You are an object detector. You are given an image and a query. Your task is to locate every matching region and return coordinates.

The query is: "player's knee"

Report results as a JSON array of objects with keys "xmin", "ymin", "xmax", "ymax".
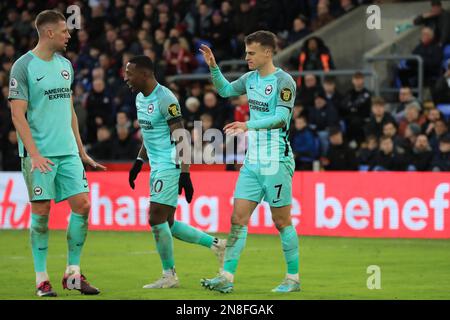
[
  {"xmin": 231, "ymin": 214, "xmax": 248, "ymax": 226},
  {"xmin": 273, "ymin": 216, "xmax": 291, "ymax": 231},
  {"xmin": 31, "ymin": 201, "xmax": 51, "ymax": 215},
  {"xmin": 75, "ymin": 198, "xmax": 91, "ymax": 215}
]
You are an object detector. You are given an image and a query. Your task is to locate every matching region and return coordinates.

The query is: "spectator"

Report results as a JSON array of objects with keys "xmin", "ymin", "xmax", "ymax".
[
  {"xmin": 141, "ymin": 3, "xmax": 157, "ymax": 28},
  {"xmin": 207, "ymin": 11, "xmax": 231, "ymax": 62},
  {"xmin": 1, "ymin": 129, "xmax": 20, "ymax": 171},
  {"xmin": 364, "ymin": 97, "xmax": 396, "ymax": 140},
  {"xmin": 357, "ymin": 135, "xmax": 378, "ymax": 168},
  {"xmin": 111, "ymin": 125, "xmax": 140, "ymax": 160},
  {"xmin": 322, "ymin": 126, "xmax": 359, "ymax": 171},
  {"xmin": 322, "ymin": 76, "xmax": 343, "ymax": 111},
  {"xmin": 86, "ymin": 78, "xmax": 113, "ymax": 144},
  {"xmin": 392, "ymin": 86, "xmax": 420, "ymax": 121},
  {"xmin": 156, "ymin": 11, "xmax": 173, "ymax": 35},
  {"xmin": 403, "ymin": 123, "xmax": 423, "ymax": 154},
  {"xmin": 413, "ymin": 0, "xmax": 450, "ymax": 46},
  {"xmin": 342, "ymin": 72, "xmax": 372, "ymax": 143},
  {"xmin": 233, "ymin": 0, "xmax": 259, "ymax": 46},
  {"xmin": 202, "ymin": 91, "xmax": 230, "ymax": 130},
  {"xmin": 220, "ymin": 1, "xmax": 234, "ymax": 28},
  {"xmin": 431, "ymin": 134, "xmax": 450, "ymax": 171},
  {"xmin": 400, "ymin": 27, "xmax": 442, "ymax": 86},
  {"xmin": 298, "ymin": 73, "xmax": 322, "ymax": 109},
  {"xmin": 334, "ymin": 0, "xmax": 356, "ymax": 18},
  {"xmin": 195, "ymin": 3, "xmax": 212, "ymax": 39},
  {"xmin": 369, "ymin": 136, "xmax": 408, "ymax": 171},
  {"xmin": 430, "ymin": 134, "xmax": 450, "ymax": 171},
  {"xmin": 153, "ymin": 28, "xmax": 167, "ymax": 60},
  {"xmin": 308, "ymin": 91, "xmax": 340, "ymax": 155},
  {"xmin": 164, "ymin": 37, "xmax": 198, "ymax": 75},
  {"xmin": 408, "ymin": 134, "xmax": 434, "ymax": 171},
  {"xmin": 187, "ymin": 82, "xmax": 204, "ymax": 101},
  {"xmin": 398, "ymin": 102, "xmax": 426, "ymax": 137},
  {"xmin": 382, "ymin": 121, "xmax": 406, "ymax": 150},
  {"xmin": 232, "ymin": 96, "xmax": 249, "ymax": 123},
  {"xmin": 429, "ymin": 118, "xmax": 449, "ymax": 153},
  {"xmin": 432, "ymin": 59, "xmax": 450, "ymax": 104},
  {"xmin": 287, "ymin": 15, "xmax": 311, "ymax": 46},
  {"xmin": 76, "ymin": 46, "xmax": 100, "ymax": 85},
  {"xmin": 422, "ymin": 107, "xmax": 443, "ymax": 136},
  {"xmin": 184, "ymin": 96, "xmax": 202, "ymax": 132},
  {"xmin": 116, "ymin": 110, "xmax": 133, "ymax": 133},
  {"xmin": 296, "ymin": 37, "xmax": 334, "ymax": 87},
  {"xmin": 89, "ymin": 126, "xmax": 114, "ymax": 161},
  {"xmin": 200, "ymin": 113, "xmax": 214, "ymax": 132},
  {"xmin": 291, "ymin": 115, "xmax": 319, "ymax": 170},
  {"xmin": 311, "ymin": 2, "xmax": 335, "ymax": 31},
  {"xmin": 98, "ymin": 53, "xmax": 119, "ymax": 88}
]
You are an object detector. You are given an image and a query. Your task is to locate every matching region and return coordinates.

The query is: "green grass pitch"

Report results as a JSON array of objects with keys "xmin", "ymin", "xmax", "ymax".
[{"xmin": 1, "ymin": 230, "xmax": 449, "ymax": 300}]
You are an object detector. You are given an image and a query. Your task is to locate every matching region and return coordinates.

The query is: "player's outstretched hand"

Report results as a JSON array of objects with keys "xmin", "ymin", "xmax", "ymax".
[
  {"xmin": 81, "ymin": 154, "xmax": 107, "ymax": 171},
  {"xmin": 129, "ymin": 159, "xmax": 144, "ymax": 189},
  {"xmin": 31, "ymin": 154, "xmax": 54, "ymax": 173},
  {"xmin": 224, "ymin": 121, "xmax": 248, "ymax": 136},
  {"xmin": 179, "ymin": 172, "xmax": 194, "ymax": 203},
  {"xmin": 199, "ymin": 44, "xmax": 217, "ymax": 68}
]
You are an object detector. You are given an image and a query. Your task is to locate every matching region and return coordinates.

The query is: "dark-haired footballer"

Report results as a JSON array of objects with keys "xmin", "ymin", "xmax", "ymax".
[
  {"xmin": 199, "ymin": 30, "xmax": 300, "ymax": 293},
  {"xmin": 124, "ymin": 55, "xmax": 226, "ymax": 289}
]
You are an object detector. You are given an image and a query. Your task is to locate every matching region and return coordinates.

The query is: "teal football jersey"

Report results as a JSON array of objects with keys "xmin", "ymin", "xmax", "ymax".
[
  {"xmin": 212, "ymin": 67, "xmax": 296, "ymax": 163},
  {"xmin": 135, "ymin": 83, "xmax": 182, "ymax": 171},
  {"xmin": 8, "ymin": 51, "xmax": 78, "ymax": 157}
]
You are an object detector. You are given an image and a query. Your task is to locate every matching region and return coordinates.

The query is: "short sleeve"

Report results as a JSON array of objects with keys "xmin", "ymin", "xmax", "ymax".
[
  {"xmin": 8, "ymin": 59, "xmax": 29, "ymax": 101},
  {"xmin": 160, "ymin": 90, "xmax": 182, "ymax": 122},
  {"xmin": 277, "ymin": 74, "xmax": 296, "ymax": 110},
  {"xmin": 69, "ymin": 60, "xmax": 74, "ymax": 84}
]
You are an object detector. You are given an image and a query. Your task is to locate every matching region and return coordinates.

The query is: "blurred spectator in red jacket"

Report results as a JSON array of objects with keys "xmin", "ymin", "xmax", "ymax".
[{"xmin": 165, "ymin": 37, "xmax": 198, "ymax": 75}]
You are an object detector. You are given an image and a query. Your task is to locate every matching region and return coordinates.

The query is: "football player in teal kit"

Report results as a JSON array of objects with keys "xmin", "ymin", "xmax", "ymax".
[
  {"xmin": 199, "ymin": 31, "xmax": 300, "ymax": 293},
  {"xmin": 125, "ymin": 55, "xmax": 226, "ymax": 289},
  {"xmin": 9, "ymin": 10, "xmax": 105, "ymax": 297}
]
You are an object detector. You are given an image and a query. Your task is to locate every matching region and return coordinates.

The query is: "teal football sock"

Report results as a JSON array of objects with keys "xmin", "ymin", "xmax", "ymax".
[
  {"xmin": 223, "ymin": 224, "xmax": 248, "ymax": 275},
  {"xmin": 170, "ymin": 220, "xmax": 214, "ymax": 248},
  {"xmin": 30, "ymin": 213, "xmax": 49, "ymax": 273},
  {"xmin": 66, "ymin": 212, "xmax": 88, "ymax": 266},
  {"xmin": 279, "ymin": 225, "xmax": 299, "ymax": 275},
  {"xmin": 152, "ymin": 222, "xmax": 175, "ymax": 271}
]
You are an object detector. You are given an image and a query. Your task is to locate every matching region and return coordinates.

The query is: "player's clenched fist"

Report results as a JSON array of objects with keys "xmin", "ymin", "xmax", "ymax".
[{"xmin": 199, "ymin": 44, "xmax": 217, "ymax": 68}]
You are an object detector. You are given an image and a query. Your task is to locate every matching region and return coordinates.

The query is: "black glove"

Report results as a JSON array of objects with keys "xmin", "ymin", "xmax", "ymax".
[
  {"xmin": 129, "ymin": 159, "xmax": 144, "ymax": 189},
  {"xmin": 178, "ymin": 172, "xmax": 194, "ymax": 203}
]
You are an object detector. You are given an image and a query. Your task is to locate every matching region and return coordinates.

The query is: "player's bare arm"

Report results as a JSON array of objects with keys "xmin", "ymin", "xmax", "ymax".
[
  {"xmin": 10, "ymin": 99, "xmax": 54, "ymax": 173},
  {"xmin": 71, "ymin": 101, "xmax": 106, "ymax": 171}
]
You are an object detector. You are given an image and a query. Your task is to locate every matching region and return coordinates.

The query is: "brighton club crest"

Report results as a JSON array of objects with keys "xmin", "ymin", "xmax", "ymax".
[
  {"xmin": 265, "ymin": 84, "xmax": 273, "ymax": 95},
  {"xmin": 61, "ymin": 70, "xmax": 70, "ymax": 80},
  {"xmin": 148, "ymin": 104, "xmax": 154, "ymax": 113}
]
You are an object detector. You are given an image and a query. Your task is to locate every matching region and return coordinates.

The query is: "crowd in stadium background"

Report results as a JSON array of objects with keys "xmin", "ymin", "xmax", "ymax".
[{"xmin": 1, "ymin": 0, "xmax": 449, "ymax": 172}]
